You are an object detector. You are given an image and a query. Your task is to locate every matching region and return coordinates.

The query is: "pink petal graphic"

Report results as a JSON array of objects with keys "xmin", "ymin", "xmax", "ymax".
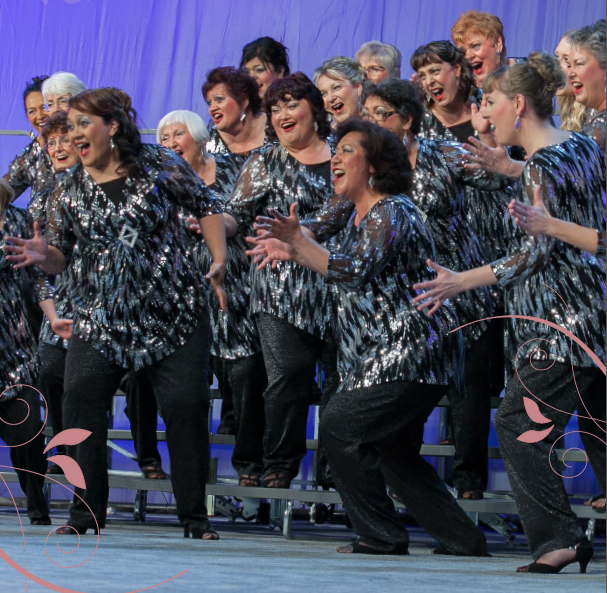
[
  {"xmin": 46, "ymin": 455, "xmax": 86, "ymax": 489},
  {"xmin": 523, "ymin": 397, "xmax": 552, "ymax": 424},
  {"xmin": 43, "ymin": 429, "xmax": 91, "ymax": 454},
  {"xmin": 517, "ymin": 425, "xmax": 554, "ymax": 443}
]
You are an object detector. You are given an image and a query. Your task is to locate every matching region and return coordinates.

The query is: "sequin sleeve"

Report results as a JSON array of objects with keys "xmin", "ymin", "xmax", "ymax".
[
  {"xmin": 3, "ymin": 140, "xmax": 39, "ymax": 199},
  {"xmin": 226, "ymin": 150, "xmax": 271, "ymax": 233},
  {"xmin": 302, "ymin": 194, "xmax": 354, "ymax": 242},
  {"xmin": 597, "ymin": 230, "xmax": 606, "ymax": 260},
  {"xmin": 157, "ymin": 147, "xmax": 222, "ymax": 217},
  {"xmin": 491, "ymin": 163, "xmax": 555, "ymax": 286},
  {"xmin": 44, "ymin": 179, "xmax": 76, "ymax": 263},
  {"xmin": 326, "ymin": 200, "xmax": 410, "ymax": 291},
  {"xmin": 582, "ymin": 110, "xmax": 606, "ymax": 154}
]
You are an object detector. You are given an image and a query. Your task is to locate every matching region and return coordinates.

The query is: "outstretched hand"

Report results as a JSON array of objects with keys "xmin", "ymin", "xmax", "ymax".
[
  {"xmin": 255, "ymin": 202, "xmax": 302, "ymax": 245},
  {"xmin": 412, "ymin": 260, "xmax": 463, "ymax": 316},
  {"xmin": 470, "ymin": 99, "xmax": 492, "ymax": 136},
  {"xmin": 3, "ymin": 222, "xmax": 49, "ymax": 269},
  {"xmin": 51, "ymin": 318, "xmax": 74, "ymax": 340},
  {"xmin": 245, "ymin": 233, "xmax": 297, "ymax": 270},
  {"xmin": 206, "ymin": 262, "xmax": 228, "ymax": 313},
  {"xmin": 508, "ymin": 187, "xmax": 552, "ymax": 236}
]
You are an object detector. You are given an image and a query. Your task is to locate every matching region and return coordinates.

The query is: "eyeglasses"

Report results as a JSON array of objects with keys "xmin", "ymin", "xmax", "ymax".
[
  {"xmin": 363, "ymin": 66, "xmax": 386, "ymax": 75},
  {"xmin": 366, "ymin": 109, "xmax": 396, "ymax": 122},
  {"xmin": 46, "ymin": 136, "xmax": 71, "ymax": 150},
  {"xmin": 44, "ymin": 96, "xmax": 71, "ymax": 112}
]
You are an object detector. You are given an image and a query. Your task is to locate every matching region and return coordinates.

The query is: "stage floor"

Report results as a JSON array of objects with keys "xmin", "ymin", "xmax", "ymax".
[{"xmin": 0, "ymin": 510, "xmax": 605, "ymax": 592}]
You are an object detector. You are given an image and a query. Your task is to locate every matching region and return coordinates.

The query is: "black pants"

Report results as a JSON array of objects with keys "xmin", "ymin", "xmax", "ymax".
[
  {"xmin": 224, "ymin": 353, "xmax": 267, "ymax": 477},
  {"xmin": 321, "ymin": 381, "xmax": 487, "ymax": 554},
  {"xmin": 63, "ymin": 317, "xmax": 212, "ymax": 530},
  {"xmin": 0, "ymin": 387, "xmax": 49, "ymax": 520},
  {"xmin": 495, "ymin": 359, "xmax": 606, "ymax": 559},
  {"xmin": 451, "ymin": 321, "xmax": 504, "ymax": 493},
  {"xmin": 123, "ymin": 370, "xmax": 162, "ymax": 470},
  {"xmin": 38, "ymin": 342, "xmax": 67, "ymax": 456},
  {"xmin": 210, "ymin": 357, "xmax": 236, "ymax": 433},
  {"xmin": 256, "ymin": 313, "xmax": 339, "ymax": 479}
]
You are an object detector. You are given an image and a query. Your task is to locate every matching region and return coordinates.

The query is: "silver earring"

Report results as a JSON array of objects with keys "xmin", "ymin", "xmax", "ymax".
[
  {"xmin": 314, "ymin": 121, "xmax": 319, "ymax": 132},
  {"xmin": 110, "ymin": 138, "xmax": 115, "ymax": 151},
  {"xmin": 368, "ymin": 175, "xmax": 375, "ymax": 190},
  {"xmin": 240, "ymin": 111, "xmax": 246, "ymax": 122},
  {"xmin": 514, "ymin": 115, "xmax": 521, "ymax": 131}
]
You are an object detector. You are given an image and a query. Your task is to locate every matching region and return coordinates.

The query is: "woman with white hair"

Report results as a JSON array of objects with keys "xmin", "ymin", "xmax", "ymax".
[
  {"xmin": 314, "ymin": 57, "xmax": 365, "ymax": 125},
  {"xmin": 41, "ymin": 71, "xmax": 87, "ymax": 116},
  {"xmin": 355, "ymin": 41, "xmax": 401, "ymax": 84},
  {"xmin": 158, "ymin": 110, "xmax": 267, "ymax": 486}
]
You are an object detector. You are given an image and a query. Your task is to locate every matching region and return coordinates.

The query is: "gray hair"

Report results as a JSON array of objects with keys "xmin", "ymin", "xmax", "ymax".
[
  {"xmin": 313, "ymin": 56, "xmax": 365, "ymax": 86},
  {"xmin": 355, "ymin": 41, "xmax": 402, "ymax": 78},
  {"xmin": 42, "ymin": 72, "xmax": 87, "ymax": 101},
  {"xmin": 156, "ymin": 110, "xmax": 210, "ymax": 150},
  {"xmin": 568, "ymin": 20, "xmax": 606, "ymax": 70}
]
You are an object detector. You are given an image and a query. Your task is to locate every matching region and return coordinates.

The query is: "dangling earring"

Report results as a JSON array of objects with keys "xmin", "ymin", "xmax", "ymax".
[
  {"xmin": 110, "ymin": 137, "xmax": 115, "ymax": 151},
  {"xmin": 368, "ymin": 175, "xmax": 375, "ymax": 190},
  {"xmin": 514, "ymin": 115, "xmax": 521, "ymax": 131},
  {"xmin": 314, "ymin": 121, "xmax": 319, "ymax": 132},
  {"xmin": 29, "ymin": 128, "xmax": 36, "ymax": 140},
  {"xmin": 240, "ymin": 111, "xmax": 246, "ymax": 122}
]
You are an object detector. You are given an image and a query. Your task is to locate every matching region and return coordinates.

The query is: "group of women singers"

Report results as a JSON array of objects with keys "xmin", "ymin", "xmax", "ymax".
[{"xmin": 0, "ymin": 9, "xmax": 605, "ymax": 574}]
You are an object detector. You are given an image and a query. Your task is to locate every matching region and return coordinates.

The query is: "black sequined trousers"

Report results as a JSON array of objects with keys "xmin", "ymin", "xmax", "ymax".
[
  {"xmin": 211, "ymin": 357, "xmax": 236, "ymax": 433},
  {"xmin": 495, "ymin": 359, "xmax": 605, "ymax": 559},
  {"xmin": 225, "ymin": 353, "xmax": 267, "ymax": 477},
  {"xmin": 322, "ymin": 381, "xmax": 488, "ymax": 554},
  {"xmin": 255, "ymin": 313, "xmax": 339, "ymax": 480},
  {"xmin": 63, "ymin": 316, "xmax": 212, "ymax": 530},
  {"xmin": 0, "ymin": 387, "xmax": 50, "ymax": 520},
  {"xmin": 451, "ymin": 320, "xmax": 505, "ymax": 493},
  {"xmin": 38, "ymin": 342, "xmax": 67, "ymax": 456},
  {"xmin": 123, "ymin": 370, "xmax": 162, "ymax": 470}
]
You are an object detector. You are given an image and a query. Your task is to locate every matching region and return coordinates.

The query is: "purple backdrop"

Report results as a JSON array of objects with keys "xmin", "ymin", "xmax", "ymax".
[{"xmin": 0, "ymin": 0, "xmax": 604, "ymax": 504}]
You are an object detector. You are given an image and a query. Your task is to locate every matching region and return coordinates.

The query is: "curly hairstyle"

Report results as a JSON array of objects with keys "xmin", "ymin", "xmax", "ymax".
[
  {"xmin": 69, "ymin": 88, "xmax": 144, "ymax": 178},
  {"xmin": 483, "ymin": 51, "xmax": 564, "ymax": 120},
  {"xmin": 23, "ymin": 75, "xmax": 49, "ymax": 104},
  {"xmin": 264, "ymin": 72, "xmax": 332, "ymax": 140},
  {"xmin": 202, "ymin": 66, "xmax": 263, "ymax": 114},
  {"xmin": 365, "ymin": 78, "xmax": 424, "ymax": 136},
  {"xmin": 41, "ymin": 111, "xmax": 69, "ymax": 142},
  {"xmin": 334, "ymin": 119, "xmax": 412, "ymax": 195},
  {"xmin": 451, "ymin": 10, "xmax": 507, "ymax": 55},
  {"xmin": 240, "ymin": 37, "xmax": 291, "ymax": 76},
  {"xmin": 410, "ymin": 41, "xmax": 475, "ymax": 103},
  {"xmin": 568, "ymin": 19, "xmax": 606, "ymax": 70}
]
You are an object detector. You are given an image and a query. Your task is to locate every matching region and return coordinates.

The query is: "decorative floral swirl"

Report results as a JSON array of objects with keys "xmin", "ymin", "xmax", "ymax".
[{"xmin": 0, "ymin": 384, "xmax": 188, "ymax": 591}]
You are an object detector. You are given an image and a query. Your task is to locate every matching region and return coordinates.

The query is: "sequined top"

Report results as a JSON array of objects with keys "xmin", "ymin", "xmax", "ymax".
[
  {"xmin": 582, "ymin": 109, "xmax": 606, "ymax": 155},
  {"xmin": 206, "ymin": 124, "xmax": 272, "ymax": 155},
  {"xmin": 491, "ymin": 132, "xmax": 606, "ymax": 368},
  {"xmin": 227, "ymin": 143, "xmax": 336, "ymax": 339},
  {"xmin": 3, "ymin": 138, "xmax": 54, "ymax": 203},
  {"xmin": 0, "ymin": 206, "xmax": 41, "ymax": 401},
  {"xmin": 418, "ymin": 109, "xmax": 516, "ymax": 262},
  {"xmin": 45, "ymin": 144, "xmax": 223, "ymax": 369},
  {"xmin": 322, "ymin": 195, "xmax": 462, "ymax": 391},
  {"xmin": 181, "ymin": 152, "xmax": 261, "ymax": 359}
]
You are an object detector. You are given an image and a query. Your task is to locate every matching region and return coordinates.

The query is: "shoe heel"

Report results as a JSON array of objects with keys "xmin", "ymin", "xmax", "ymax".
[
  {"xmin": 183, "ymin": 526, "xmax": 190, "ymax": 538},
  {"xmin": 575, "ymin": 539, "xmax": 593, "ymax": 574}
]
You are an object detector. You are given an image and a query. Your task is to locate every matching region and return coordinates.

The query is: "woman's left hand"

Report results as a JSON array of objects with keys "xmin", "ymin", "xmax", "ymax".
[
  {"xmin": 255, "ymin": 202, "xmax": 302, "ymax": 245},
  {"xmin": 412, "ymin": 260, "xmax": 464, "ymax": 315},
  {"xmin": 206, "ymin": 262, "xmax": 228, "ymax": 313}
]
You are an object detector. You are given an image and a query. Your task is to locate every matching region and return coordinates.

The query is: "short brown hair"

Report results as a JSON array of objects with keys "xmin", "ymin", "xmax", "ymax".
[
  {"xmin": 41, "ymin": 111, "xmax": 69, "ymax": 142},
  {"xmin": 202, "ymin": 66, "xmax": 263, "ymax": 114},
  {"xmin": 451, "ymin": 10, "xmax": 507, "ymax": 55}
]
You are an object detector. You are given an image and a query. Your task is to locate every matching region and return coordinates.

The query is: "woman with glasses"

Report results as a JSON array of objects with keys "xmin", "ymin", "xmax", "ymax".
[{"xmin": 354, "ymin": 41, "xmax": 401, "ymax": 84}]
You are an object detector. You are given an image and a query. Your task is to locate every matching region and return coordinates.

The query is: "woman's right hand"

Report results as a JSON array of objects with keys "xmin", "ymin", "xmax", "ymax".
[
  {"xmin": 245, "ymin": 234, "xmax": 297, "ymax": 270},
  {"xmin": 50, "ymin": 318, "xmax": 74, "ymax": 340},
  {"xmin": 508, "ymin": 187, "xmax": 553, "ymax": 236},
  {"xmin": 3, "ymin": 222, "xmax": 49, "ymax": 269}
]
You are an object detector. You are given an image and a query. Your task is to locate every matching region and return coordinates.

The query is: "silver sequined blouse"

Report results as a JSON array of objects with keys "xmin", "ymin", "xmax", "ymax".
[
  {"xmin": 491, "ymin": 132, "xmax": 606, "ymax": 368},
  {"xmin": 4, "ymin": 139, "xmax": 54, "ymax": 204},
  {"xmin": 45, "ymin": 144, "xmax": 223, "ymax": 369},
  {"xmin": 227, "ymin": 143, "xmax": 336, "ymax": 339}
]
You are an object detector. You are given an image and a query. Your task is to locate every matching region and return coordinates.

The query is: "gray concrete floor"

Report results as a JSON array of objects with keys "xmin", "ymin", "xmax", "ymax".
[{"xmin": 0, "ymin": 509, "xmax": 604, "ymax": 593}]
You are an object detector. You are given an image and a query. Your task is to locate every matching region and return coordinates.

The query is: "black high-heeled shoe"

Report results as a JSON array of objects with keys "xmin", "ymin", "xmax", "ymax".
[
  {"xmin": 183, "ymin": 524, "xmax": 219, "ymax": 540},
  {"xmin": 55, "ymin": 525, "xmax": 99, "ymax": 536},
  {"xmin": 516, "ymin": 539, "xmax": 593, "ymax": 574}
]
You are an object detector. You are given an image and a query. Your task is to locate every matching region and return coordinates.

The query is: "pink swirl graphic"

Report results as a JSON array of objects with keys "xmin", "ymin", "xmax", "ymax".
[{"xmin": 0, "ymin": 384, "xmax": 188, "ymax": 591}]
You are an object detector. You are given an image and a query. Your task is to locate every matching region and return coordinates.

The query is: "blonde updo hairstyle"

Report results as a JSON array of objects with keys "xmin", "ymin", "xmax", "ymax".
[{"xmin": 483, "ymin": 51, "xmax": 564, "ymax": 120}]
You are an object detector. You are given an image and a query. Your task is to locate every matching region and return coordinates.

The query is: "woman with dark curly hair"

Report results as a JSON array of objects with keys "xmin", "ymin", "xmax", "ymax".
[
  {"xmin": 240, "ymin": 37, "xmax": 290, "ymax": 100},
  {"xmin": 225, "ymin": 73, "xmax": 338, "ymax": 489},
  {"xmin": 248, "ymin": 119, "xmax": 487, "ymax": 556},
  {"xmin": 6, "ymin": 87, "xmax": 227, "ymax": 540},
  {"xmin": 203, "ymin": 66, "xmax": 268, "ymax": 155}
]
